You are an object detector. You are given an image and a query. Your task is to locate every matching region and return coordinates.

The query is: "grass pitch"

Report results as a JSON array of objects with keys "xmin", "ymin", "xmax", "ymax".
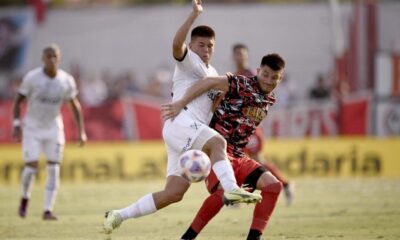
[{"xmin": 0, "ymin": 178, "xmax": 399, "ymax": 240}]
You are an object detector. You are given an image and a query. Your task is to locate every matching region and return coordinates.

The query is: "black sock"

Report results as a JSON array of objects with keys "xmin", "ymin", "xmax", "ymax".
[
  {"xmin": 247, "ymin": 229, "xmax": 262, "ymax": 240},
  {"xmin": 181, "ymin": 226, "xmax": 198, "ymax": 240}
]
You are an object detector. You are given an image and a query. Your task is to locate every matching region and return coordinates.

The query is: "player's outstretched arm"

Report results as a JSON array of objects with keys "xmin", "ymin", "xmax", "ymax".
[
  {"xmin": 161, "ymin": 75, "xmax": 229, "ymax": 121},
  {"xmin": 12, "ymin": 93, "xmax": 26, "ymax": 141},
  {"xmin": 172, "ymin": 0, "xmax": 203, "ymax": 60},
  {"xmin": 69, "ymin": 98, "xmax": 87, "ymax": 146}
]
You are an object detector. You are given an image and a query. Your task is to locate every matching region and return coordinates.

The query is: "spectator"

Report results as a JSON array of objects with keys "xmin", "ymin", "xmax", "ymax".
[
  {"xmin": 232, "ymin": 43, "xmax": 255, "ymax": 77},
  {"xmin": 119, "ymin": 70, "xmax": 140, "ymax": 97},
  {"xmin": 309, "ymin": 74, "xmax": 330, "ymax": 100},
  {"xmin": 80, "ymin": 72, "xmax": 108, "ymax": 107},
  {"xmin": 143, "ymin": 68, "xmax": 172, "ymax": 99}
]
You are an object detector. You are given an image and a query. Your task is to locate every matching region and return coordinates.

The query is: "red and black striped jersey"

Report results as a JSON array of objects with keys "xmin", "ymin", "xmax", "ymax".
[{"xmin": 209, "ymin": 75, "xmax": 275, "ymax": 157}]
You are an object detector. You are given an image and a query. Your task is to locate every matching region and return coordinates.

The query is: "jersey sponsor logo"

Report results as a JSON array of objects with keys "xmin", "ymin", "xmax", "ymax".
[
  {"xmin": 35, "ymin": 95, "xmax": 62, "ymax": 105},
  {"xmin": 243, "ymin": 107, "xmax": 267, "ymax": 123}
]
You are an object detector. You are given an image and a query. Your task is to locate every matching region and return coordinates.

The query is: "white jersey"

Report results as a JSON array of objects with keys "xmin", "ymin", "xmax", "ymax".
[
  {"xmin": 18, "ymin": 67, "xmax": 78, "ymax": 130},
  {"xmin": 172, "ymin": 48, "xmax": 218, "ymax": 124}
]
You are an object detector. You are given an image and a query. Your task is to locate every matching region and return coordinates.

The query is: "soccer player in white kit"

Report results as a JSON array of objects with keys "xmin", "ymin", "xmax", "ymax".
[
  {"xmin": 12, "ymin": 44, "xmax": 87, "ymax": 220},
  {"xmin": 103, "ymin": 0, "xmax": 261, "ymax": 234}
]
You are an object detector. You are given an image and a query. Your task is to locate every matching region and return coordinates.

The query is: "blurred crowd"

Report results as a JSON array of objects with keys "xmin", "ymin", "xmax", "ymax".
[
  {"xmin": 69, "ymin": 62, "xmax": 173, "ymax": 106},
  {"xmin": 0, "ymin": 62, "xmax": 174, "ymax": 106},
  {"xmin": 0, "ymin": 60, "xmax": 346, "ymax": 109}
]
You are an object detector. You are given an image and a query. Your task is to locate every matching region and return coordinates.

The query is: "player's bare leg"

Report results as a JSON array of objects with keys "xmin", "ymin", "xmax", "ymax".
[
  {"xmin": 153, "ymin": 175, "xmax": 191, "ymax": 209},
  {"xmin": 202, "ymin": 135, "xmax": 262, "ymax": 205},
  {"xmin": 19, "ymin": 161, "xmax": 38, "ymax": 218},
  {"xmin": 42, "ymin": 161, "xmax": 60, "ymax": 220},
  {"xmin": 104, "ymin": 175, "xmax": 190, "ymax": 234}
]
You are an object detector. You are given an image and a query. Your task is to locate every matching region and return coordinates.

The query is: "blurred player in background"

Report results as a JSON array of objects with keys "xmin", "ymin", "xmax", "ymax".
[
  {"xmin": 164, "ymin": 53, "xmax": 285, "ymax": 240},
  {"xmin": 232, "ymin": 43, "xmax": 256, "ymax": 77},
  {"xmin": 12, "ymin": 44, "xmax": 87, "ymax": 220},
  {"xmin": 103, "ymin": 0, "xmax": 261, "ymax": 234},
  {"xmin": 234, "ymin": 43, "xmax": 294, "ymax": 206}
]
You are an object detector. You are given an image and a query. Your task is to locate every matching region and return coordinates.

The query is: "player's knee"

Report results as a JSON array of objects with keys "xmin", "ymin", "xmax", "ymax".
[
  {"xmin": 208, "ymin": 135, "xmax": 227, "ymax": 152},
  {"xmin": 261, "ymin": 181, "xmax": 283, "ymax": 194},
  {"xmin": 47, "ymin": 161, "xmax": 59, "ymax": 165},
  {"xmin": 26, "ymin": 162, "xmax": 39, "ymax": 168}
]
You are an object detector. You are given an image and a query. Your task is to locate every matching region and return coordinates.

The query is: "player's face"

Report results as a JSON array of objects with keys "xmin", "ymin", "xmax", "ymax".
[
  {"xmin": 42, "ymin": 49, "xmax": 60, "ymax": 71},
  {"xmin": 256, "ymin": 65, "xmax": 284, "ymax": 94},
  {"xmin": 189, "ymin": 37, "xmax": 215, "ymax": 65}
]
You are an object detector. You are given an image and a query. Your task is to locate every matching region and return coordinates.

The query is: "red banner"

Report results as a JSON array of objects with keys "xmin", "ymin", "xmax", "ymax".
[
  {"xmin": 64, "ymin": 100, "xmax": 124, "ymax": 141},
  {"xmin": 122, "ymin": 98, "xmax": 163, "ymax": 140},
  {"xmin": 0, "ymin": 95, "xmax": 373, "ymax": 142},
  {"xmin": 262, "ymin": 101, "xmax": 338, "ymax": 138},
  {"xmin": 393, "ymin": 53, "xmax": 400, "ymax": 96},
  {"xmin": 339, "ymin": 95, "xmax": 370, "ymax": 135},
  {"xmin": 0, "ymin": 101, "xmax": 13, "ymax": 142}
]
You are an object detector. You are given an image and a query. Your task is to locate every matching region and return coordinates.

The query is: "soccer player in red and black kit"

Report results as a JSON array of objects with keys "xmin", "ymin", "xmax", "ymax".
[
  {"xmin": 162, "ymin": 53, "xmax": 285, "ymax": 240},
  {"xmin": 233, "ymin": 43, "xmax": 294, "ymax": 206}
]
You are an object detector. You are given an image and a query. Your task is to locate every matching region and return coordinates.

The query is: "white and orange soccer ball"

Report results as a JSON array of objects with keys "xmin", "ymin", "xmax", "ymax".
[{"xmin": 179, "ymin": 149, "xmax": 211, "ymax": 183}]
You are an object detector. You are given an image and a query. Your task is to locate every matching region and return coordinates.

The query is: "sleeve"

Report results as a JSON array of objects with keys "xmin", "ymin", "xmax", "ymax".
[
  {"xmin": 176, "ymin": 48, "xmax": 197, "ymax": 72},
  {"xmin": 65, "ymin": 75, "xmax": 78, "ymax": 100},
  {"xmin": 227, "ymin": 75, "xmax": 251, "ymax": 96},
  {"xmin": 18, "ymin": 73, "xmax": 32, "ymax": 96}
]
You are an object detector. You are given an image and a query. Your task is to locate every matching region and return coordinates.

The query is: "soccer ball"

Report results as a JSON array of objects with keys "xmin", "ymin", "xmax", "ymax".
[{"xmin": 179, "ymin": 150, "xmax": 211, "ymax": 183}]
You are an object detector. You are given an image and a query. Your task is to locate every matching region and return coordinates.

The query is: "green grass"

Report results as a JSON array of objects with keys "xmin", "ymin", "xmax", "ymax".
[{"xmin": 1, "ymin": 178, "xmax": 400, "ymax": 240}]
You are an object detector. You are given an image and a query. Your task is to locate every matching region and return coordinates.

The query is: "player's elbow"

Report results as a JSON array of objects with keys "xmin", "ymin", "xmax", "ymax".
[{"xmin": 172, "ymin": 43, "xmax": 185, "ymax": 60}]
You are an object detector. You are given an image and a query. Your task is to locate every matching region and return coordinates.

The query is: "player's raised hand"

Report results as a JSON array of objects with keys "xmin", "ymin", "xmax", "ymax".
[
  {"xmin": 161, "ymin": 100, "xmax": 185, "ymax": 121},
  {"xmin": 192, "ymin": 0, "xmax": 203, "ymax": 15}
]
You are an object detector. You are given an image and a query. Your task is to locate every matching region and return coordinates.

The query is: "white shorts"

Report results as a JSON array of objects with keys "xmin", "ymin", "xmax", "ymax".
[
  {"xmin": 162, "ymin": 111, "xmax": 219, "ymax": 177},
  {"xmin": 22, "ymin": 127, "xmax": 65, "ymax": 163}
]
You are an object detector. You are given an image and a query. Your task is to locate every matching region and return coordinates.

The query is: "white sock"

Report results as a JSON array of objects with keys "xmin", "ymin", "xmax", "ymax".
[
  {"xmin": 21, "ymin": 166, "xmax": 37, "ymax": 199},
  {"xmin": 44, "ymin": 164, "xmax": 60, "ymax": 211},
  {"xmin": 117, "ymin": 193, "xmax": 157, "ymax": 220},
  {"xmin": 212, "ymin": 160, "xmax": 239, "ymax": 192}
]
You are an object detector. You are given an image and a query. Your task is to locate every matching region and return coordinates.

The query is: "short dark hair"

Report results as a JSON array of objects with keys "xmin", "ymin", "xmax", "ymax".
[
  {"xmin": 232, "ymin": 43, "xmax": 248, "ymax": 52},
  {"xmin": 43, "ymin": 43, "xmax": 60, "ymax": 55},
  {"xmin": 261, "ymin": 53, "xmax": 285, "ymax": 71},
  {"xmin": 191, "ymin": 25, "xmax": 215, "ymax": 40}
]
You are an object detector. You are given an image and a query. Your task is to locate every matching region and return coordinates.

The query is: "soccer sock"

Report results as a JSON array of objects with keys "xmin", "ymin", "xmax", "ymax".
[
  {"xmin": 248, "ymin": 182, "xmax": 282, "ymax": 239},
  {"xmin": 181, "ymin": 189, "xmax": 224, "ymax": 239},
  {"xmin": 263, "ymin": 161, "xmax": 289, "ymax": 186},
  {"xmin": 212, "ymin": 160, "xmax": 238, "ymax": 191},
  {"xmin": 247, "ymin": 229, "xmax": 262, "ymax": 240},
  {"xmin": 117, "ymin": 193, "xmax": 157, "ymax": 220},
  {"xmin": 44, "ymin": 164, "xmax": 60, "ymax": 211},
  {"xmin": 21, "ymin": 165, "xmax": 38, "ymax": 199}
]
